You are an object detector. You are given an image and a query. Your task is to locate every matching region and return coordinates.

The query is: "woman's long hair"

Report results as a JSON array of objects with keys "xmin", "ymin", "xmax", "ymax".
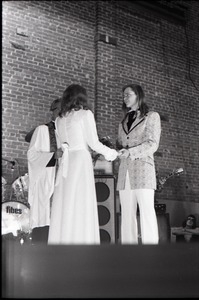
[
  {"xmin": 59, "ymin": 84, "xmax": 91, "ymax": 117},
  {"xmin": 122, "ymin": 84, "xmax": 149, "ymax": 118}
]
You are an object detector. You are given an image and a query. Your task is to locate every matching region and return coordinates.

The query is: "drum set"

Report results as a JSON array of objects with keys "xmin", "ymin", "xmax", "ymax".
[{"xmin": 2, "ymin": 158, "xmax": 32, "ymax": 244}]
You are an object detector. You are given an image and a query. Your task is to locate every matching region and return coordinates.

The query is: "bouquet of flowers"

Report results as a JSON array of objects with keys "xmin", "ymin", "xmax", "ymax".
[{"xmin": 92, "ymin": 136, "xmax": 115, "ymax": 166}]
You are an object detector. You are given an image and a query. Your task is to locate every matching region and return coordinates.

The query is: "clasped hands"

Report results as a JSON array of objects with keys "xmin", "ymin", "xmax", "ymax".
[{"xmin": 117, "ymin": 148, "xmax": 130, "ymax": 158}]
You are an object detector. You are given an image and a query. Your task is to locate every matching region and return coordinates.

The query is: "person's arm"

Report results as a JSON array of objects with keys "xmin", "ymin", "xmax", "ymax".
[
  {"xmin": 83, "ymin": 110, "xmax": 118, "ymax": 161},
  {"xmin": 27, "ymin": 126, "xmax": 55, "ymax": 197},
  {"xmin": 46, "ymin": 148, "xmax": 63, "ymax": 166},
  {"xmin": 25, "ymin": 128, "xmax": 36, "ymax": 143},
  {"xmin": 120, "ymin": 112, "xmax": 161, "ymax": 160},
  {"xmin": 116, "ymin": 123, "xmax": 123, "ymax": 150}
]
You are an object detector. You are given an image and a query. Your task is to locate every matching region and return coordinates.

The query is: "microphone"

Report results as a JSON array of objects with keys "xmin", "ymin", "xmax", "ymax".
[
  {"xmin": 11, "ymin": 161, "xmax": 16, "ymax": 169},
  {"xmin": 2, "ymin": 158, "xmax": 16, "ymax": 169}
]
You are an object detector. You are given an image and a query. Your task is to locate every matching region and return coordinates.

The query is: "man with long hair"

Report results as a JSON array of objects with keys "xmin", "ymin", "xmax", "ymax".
[{"xmin": 117, "ymin": 84, "xmax": 161, "ymax": 244}]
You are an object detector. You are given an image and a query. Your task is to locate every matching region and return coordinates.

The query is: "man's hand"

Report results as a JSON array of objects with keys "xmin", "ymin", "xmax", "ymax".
[
  {"xmin": 55, "ymin": 148, "xmax": 63, "ymax": 159},
  {"xmin": 118, "ymin": 149, "xmax": 130, "ymax": 158}
]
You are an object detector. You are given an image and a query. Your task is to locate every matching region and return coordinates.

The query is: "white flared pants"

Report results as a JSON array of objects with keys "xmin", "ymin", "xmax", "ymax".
[{"xmin": 119, "ymin": 171, "xmax": 159, "ymax": 244}]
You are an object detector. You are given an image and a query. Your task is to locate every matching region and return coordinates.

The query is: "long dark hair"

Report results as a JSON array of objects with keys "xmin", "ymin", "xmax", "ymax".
[
  {"xmin": 122, "ymin": 84, "xmax": 149, "ymax": 118},
  {"xmin": 182, "ymin": 214, "xmax": 197, "ymax": 229},
  {"xmin": 59, "ymin": 84, "xmax": 91, "ymax": 117}
]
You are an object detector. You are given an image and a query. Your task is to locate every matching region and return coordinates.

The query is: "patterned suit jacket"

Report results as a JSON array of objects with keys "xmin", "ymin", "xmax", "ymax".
[{"xmin": 116, "ymin": 110, "xmax": 161, "ymax": 190}]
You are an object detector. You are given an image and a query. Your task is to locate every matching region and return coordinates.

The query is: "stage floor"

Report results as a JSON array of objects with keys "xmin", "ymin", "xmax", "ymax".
[{"xmin": 2, "ymin": 240, "xmax": 199, "ymax": 298}]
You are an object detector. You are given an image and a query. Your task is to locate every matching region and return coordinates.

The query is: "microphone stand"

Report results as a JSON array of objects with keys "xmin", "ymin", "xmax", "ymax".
[{"xmin": 2, "ymin": 158, "xmax": 16, "ymax": 169}]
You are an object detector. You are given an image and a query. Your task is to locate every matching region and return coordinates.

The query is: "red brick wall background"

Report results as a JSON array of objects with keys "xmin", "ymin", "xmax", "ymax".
[{"xmin": 2, "ymin": 0, "xmax": 199, "ymax": 226}]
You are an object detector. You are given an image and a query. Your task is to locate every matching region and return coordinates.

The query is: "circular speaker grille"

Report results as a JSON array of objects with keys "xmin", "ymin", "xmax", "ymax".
[
  {"xmin": 100, "ymin": 229, "xmax": 111, "ymax": 243},
  {"xmin": 98, "ymin": 205, "xmax": 110, "ymax": 226},
  {"xmin": 95, "ymin": 182, "xmax": 110, "ymax": 202}
]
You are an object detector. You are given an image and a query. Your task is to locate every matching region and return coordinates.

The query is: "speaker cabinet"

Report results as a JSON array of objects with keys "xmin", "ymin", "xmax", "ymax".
[
  {"xmin": 137, "ymin": 213, "xmax": 171, "ymax": 243},
  {"xmin": 156, "ymin": 213, "xmax": 171, "ymax": 243},
  {"xmin": 117, "ymin": 212, "xmax": 171, "ymax": 244},
  {"xmin": 31, "ymin": 226, "xmax": 49, "ymax": 245},
  {"xmin": 95, "ymin": 175, "xmax": 116, "ymax": 244}
]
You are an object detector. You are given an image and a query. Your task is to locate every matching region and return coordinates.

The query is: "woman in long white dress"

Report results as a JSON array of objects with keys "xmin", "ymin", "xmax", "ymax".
[{"xmin": 48, "ymin": 84, "xmax": 119, "ymax": 245}]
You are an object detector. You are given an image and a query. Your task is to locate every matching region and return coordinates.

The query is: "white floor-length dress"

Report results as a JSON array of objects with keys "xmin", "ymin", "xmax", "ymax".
[{"xmin": 48, "ymin": 109, "xmax": 118, "ymax": 245}]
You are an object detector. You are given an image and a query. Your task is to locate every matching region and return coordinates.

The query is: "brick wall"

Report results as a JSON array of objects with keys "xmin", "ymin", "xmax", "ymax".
[
  {"xmin": 2, "ymin": 0, "xmax": 96, "ymax": 182},
  {"xmin": 2, "ymin": 0, "xmax": 199, "ymax": 223}
]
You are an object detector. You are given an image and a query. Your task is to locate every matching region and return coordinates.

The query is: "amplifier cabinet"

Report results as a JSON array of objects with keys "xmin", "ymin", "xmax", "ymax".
[{"xmin": 95, "ymin": 175, "xmax": 116, "ymax": 244}]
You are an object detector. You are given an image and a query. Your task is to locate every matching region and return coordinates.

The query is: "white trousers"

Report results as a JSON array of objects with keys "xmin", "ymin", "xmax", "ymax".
[{"xmin": 119, "ymin": 171, "xmax": 159, "ymax": 244}]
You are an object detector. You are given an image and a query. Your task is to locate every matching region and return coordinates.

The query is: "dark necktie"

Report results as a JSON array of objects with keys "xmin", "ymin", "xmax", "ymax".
[
  {"xmin": 127, "ymin": 111, "xmax": 136, "ymax": 131},
  {"xmin": 47, "ymin": 121, "xmax": 57, "ymax": 152},
  {"xmin": 46, "ymin": 121, "xmax": 57, "ymax": 167},
  {"xmin": 51, "ymin": 121, "xmax": 56, "ymax": 130}
]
